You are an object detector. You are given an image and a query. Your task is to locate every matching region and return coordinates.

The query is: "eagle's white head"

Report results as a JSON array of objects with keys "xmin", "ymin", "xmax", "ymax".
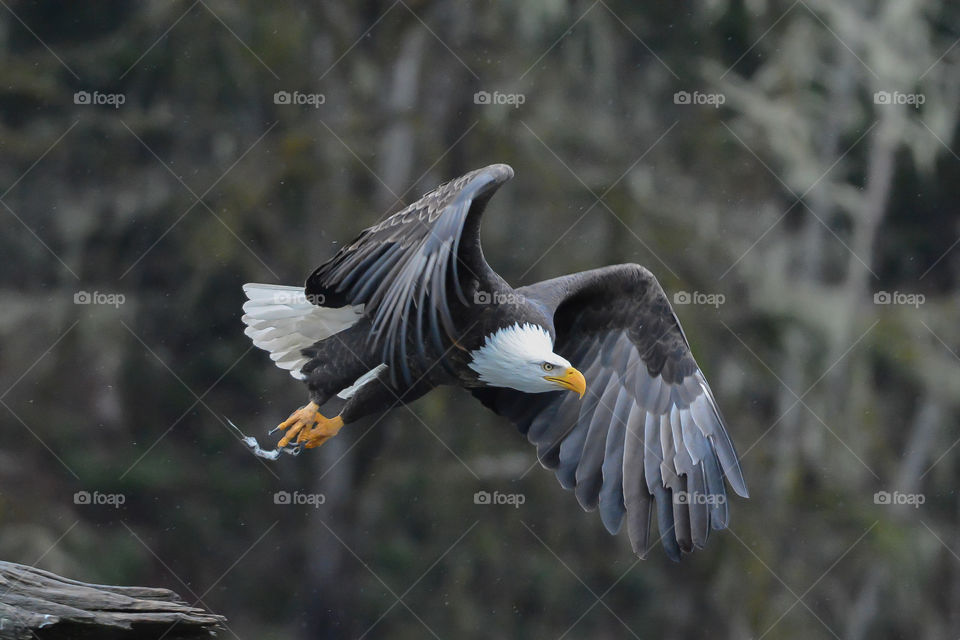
[{"xmin": 468, "ymin": 322, "xmax": 587, "ymax": 396}]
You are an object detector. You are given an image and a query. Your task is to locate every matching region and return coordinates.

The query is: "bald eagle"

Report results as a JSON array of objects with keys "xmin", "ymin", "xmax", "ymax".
[{"xmin": 240, "ymin": 164, "xmax": 747, "ymax": 560}]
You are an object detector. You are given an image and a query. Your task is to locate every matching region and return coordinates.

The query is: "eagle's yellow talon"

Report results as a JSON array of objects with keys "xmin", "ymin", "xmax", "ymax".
[
  {"xmin": 274, "ymin": 402, "xmax": 343, "ymax": 450},
  {"xmin": 296, "ymin": 414, "xmax": 344, "ymax": 449},
  {"xmin": 303, "ymin": 436, "xmax": 332, "ymax": 449},
  {"xmin": 275, "ymin": 401, "xmax": 321, "ymax": 448}
]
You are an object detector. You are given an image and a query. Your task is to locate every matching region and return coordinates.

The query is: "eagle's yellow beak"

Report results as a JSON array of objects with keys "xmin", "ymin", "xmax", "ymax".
[{"xmin": 545, "ymin": 366, "xmax": 586, "ymax": 399}]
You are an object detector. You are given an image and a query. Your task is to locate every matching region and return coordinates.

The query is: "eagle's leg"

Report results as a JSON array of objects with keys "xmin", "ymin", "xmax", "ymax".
[{"xmin": 277, "ymin": 359, "xmax": 434, "ymax": 452}]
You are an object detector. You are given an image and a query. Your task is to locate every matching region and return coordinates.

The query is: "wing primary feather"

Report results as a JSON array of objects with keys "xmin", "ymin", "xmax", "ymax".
[
  {"xmin": 557, "ymin": 364, "xmax": 612, "ymax": 489},
  {"xmin": 680, "ymin": 406, "xmax": 709, "ymax": 464},
  {"xmin": 413, "ymin": 252, "xmax": 437, "ymax": 362},
  {"xmin": 432, "ymin": 240, "xmax": 458, "ymax": 343},
  {"xmin": 690, "ymin": 385, "xmax": 748, "ymax": 498},
  {"xmin": 688, "ymin": 462, "xmax": 710, "ymax": 548},
  {"xmin": 622, "ymin": 400, "xmax": 652, "ymax": 556},
  {"xmin": 643, "ymin": 412, "xmax": 664, "ymax": 494},
  {"xmin": 449, "ymin": 220, "xmax": 469, "ymax": 306},
  {"xmin": 395, "ymin": 259, "xmax": 423, "ymax": 379},
  {"xmin": 334, "ymin": 244, "xmax": 387, "ymax": 293},
  {"xmin": 653, "ymin": 485, "xmax": 681, "ymax": 562},
  {"xmin": 704, "ymin": 448, "xmax": 730, "ymax": 529},
  {"xmin": 670, "ymin": 406, "xmax": 695, "ymax": 482},
  {"xmin": 348, "ymin": 245, "xmax": 402, "ymax": 302},
  {"xmin": 659, "ymin": 414, "xmax": 681, "ymax": 492},
  {"xmin": 575, "ymin": 371, "xmax": 621, "ymax": 511},
  {"xmin": 597, "ymin": 384, "xmax": 632, "ymax": 534},
  {"xmin": 427, "ymin": 285, "xmax": 445, "ymax": 355},
  {"xmin": 672, "ymin": 476, "xmax": 693, "ymax": 553}
]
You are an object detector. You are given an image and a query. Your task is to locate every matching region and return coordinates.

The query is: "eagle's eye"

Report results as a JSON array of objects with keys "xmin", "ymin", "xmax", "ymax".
[{"xmin": 541, "ymin": 362, "xmax": 555, "ymax": 372}]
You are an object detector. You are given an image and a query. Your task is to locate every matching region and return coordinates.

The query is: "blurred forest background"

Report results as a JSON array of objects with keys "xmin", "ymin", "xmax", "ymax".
[{"xmin": 1, "ymin": 1, "xmax": 959, "ymax": 638}]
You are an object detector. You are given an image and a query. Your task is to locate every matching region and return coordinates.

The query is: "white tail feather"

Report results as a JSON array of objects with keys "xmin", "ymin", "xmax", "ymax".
[{"xmin": 241, "ymin": 283, "xmax": 363, "ymax": 379}]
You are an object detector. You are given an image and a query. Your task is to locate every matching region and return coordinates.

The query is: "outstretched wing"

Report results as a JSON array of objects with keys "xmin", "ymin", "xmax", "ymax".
[
  {"xmin": 306, "ymin": 164, "xmax": 513, "ymax": 382},
  {"xmin": 472, "ymin": 264, "xmax": 747, "ymax": 561}
]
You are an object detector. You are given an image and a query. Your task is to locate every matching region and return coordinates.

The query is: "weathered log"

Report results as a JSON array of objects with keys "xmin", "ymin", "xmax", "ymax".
[{"xmin": 0, "ymin": 561, "xmax": 225, "ymax": 639}]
